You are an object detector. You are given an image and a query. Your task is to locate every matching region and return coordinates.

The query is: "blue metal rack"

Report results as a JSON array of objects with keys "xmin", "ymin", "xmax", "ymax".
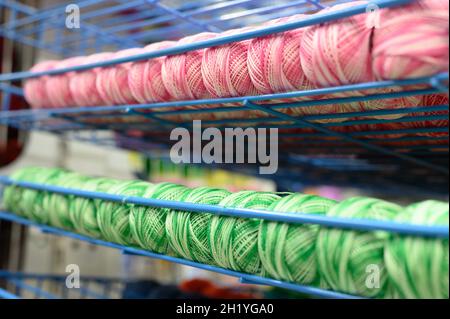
[{"xmin": 0, "ymin": 176, "xmax": 448, "ymax": 299}]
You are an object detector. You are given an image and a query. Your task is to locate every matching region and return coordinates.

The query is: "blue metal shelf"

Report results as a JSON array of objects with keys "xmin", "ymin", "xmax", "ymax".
[
  {"xmin": 0, "ymin": 0, "xmax": 448, "ymax": 194},
  {"xmin": 0, "ymin": 176, "xmax": 448, "ymax": 299}
]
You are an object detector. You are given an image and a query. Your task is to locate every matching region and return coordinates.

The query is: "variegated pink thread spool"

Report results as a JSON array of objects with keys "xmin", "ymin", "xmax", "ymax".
[
  {"xmin": 69, "ymin": 52, "xmax": 113, "ymax": 106},
  {"xmin": 96, "ymin": 47, "xmax": 143, "ymax": 105},
  {"xmin": 23, "ymin": 60, "xmax": 58, "ymax": 109},
  {"xmin": 372, "ymin": 5, "xmax": 449, "ymax": 81},
  {"xmin": 248, "ymin": 14, "xmax": 312, "ymax": 95},
  {"xmin": 45, "ymin": 56, "xmax": 84, "ymax": 108},
  {"xmin": 128, "ymin": 41, "xmax": 175, "ymax": 104},
  {"xmin": 247, "ymin": 15, "xmax": 322, "ymax": 121},
  {"xmin": 162, "ymin": 32, "xmax": 217, "ymax": 101},
  {"xmin": 301, "ymin": 2, "xmax": 421, "ymax": 120},
  {"xmin": 299, "ymin": 3, "xmax": 369, "ymax": 120}
]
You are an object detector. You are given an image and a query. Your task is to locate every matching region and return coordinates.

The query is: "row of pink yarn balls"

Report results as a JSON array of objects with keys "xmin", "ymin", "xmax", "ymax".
[{"xmin": 24, "ymin": 0, "xmax": 448, "ymax": 124}]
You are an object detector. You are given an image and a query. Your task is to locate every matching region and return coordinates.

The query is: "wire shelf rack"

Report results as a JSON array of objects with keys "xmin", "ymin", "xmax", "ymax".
[
  {"xmin": 0, "ymin": 0, "xmax": 449, "ymax": 195},
  {"xmin": 0, "ymin": 271, "xmax": 126, "ymax": 299},
  {"xmin": 0, "ymin": 176, "xmax": 448, "ymax": 299}
]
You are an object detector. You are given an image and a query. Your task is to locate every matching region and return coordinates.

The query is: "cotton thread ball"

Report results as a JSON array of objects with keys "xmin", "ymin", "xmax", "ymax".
[
  {"xmin": 97, "ymin": 180, "xmax": 152, "ymax": 245},
  {"xmin": 259, "ymin": 194, "xmax": 337, "ymax": 285},
  {"xmin": 69, "ymin": 52, "xmax": 113, "ymax": 106},
  {"xmin": 300, "ymin": 2, "xmax": 374, "ymax": 87},
  {"xmin": 385, "ymin": 200, "xmax": 449, "ymax": 299},
  {"xmin": 248, "ymin": 15, "xmax": 312, "ymax": 95},
  {"xmin": 128, "ymin": 41, "xmax": 175, "ymax": 104},
  {"xmin": 70, "ymin": 177, "xmax": 118, "ymax": 238},
  {"xmin": 372, "ymin": 8, "xmax": 449, "ymax": 80},
  {"xmin": 401, "ymin": 94, "xmax": 449, "ymax": 138},
  {"xmin": 3, "ymin": 167, "xmax": 50, "ymax": 216},
  {"xmin": 44, "ymin": 172, "xmax": 90, "ymax": 230},
  {"xmin": 96, "ymin": 47, "xmax": 143, "ymax": 105},
  {"xmin": 165, "ymin": 187, "xmax": 231, "ymax": 263},
  {"xmin": 162, "ymin": 32, "xmax": 217, "ymax": 101},
  {"xmin": 19, "ymin": 168, "xmax": 66, "ymax": 224},
  {"xmin": 129, "ymin": 182, "xmax": 190, "ymax": 254},
  {"xmin": 209, "ymin": 191, "xmax": 281, "ymax": 274},
  {"xmin": 23, "ymin": 61, "xmax": 57, "ymax": 109},
  {"xmin": 316, "ymin": 197, "xmax": 402, "ymax": 297},
  {"xmin": 45, "ymin": 56, "xmax": 84, "ymax": 108}
]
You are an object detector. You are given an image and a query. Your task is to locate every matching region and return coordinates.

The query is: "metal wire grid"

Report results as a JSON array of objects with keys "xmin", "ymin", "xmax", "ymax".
[
  {"xmin": 0, "ymin": 271, "xmax": 126, "ymax": 299},
  {"xmin": 0, "ymin": 176, "xmax": 448, "ymax": 298},
  {"xmin": 0, "ymin": 0, "xmax": 449, "ymax": 193}
]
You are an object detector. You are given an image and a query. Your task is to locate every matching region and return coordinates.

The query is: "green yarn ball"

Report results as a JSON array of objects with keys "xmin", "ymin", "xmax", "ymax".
[
  {"xmin": 384, "ymin": 200, "xmax": 449, "ymax": 299},
  {"xmin": 259, "ymin": 194, "xmax": 337, "ymax": 285},
  {"xmin": 209, "ymin": 191, "xmax": 281, "ymax": 275},
  {"xmin": 70, "ymin": 177, "xmax": 119, "ymax": 238},
  {"xmin": 3, "ymin": 167, "xmax": 44, "ymax": 215},
  {"xmin": 130, "ymin": 182, "xmax": 190, "ymax": 255},
  {"xmin": 19, "ymin": 167, "xmax": 66, "ymax": 224},
  {"xmin": 316, "ymin": 197, "xmax": 402, "ymax": 298},
  {"xmin": 97, "ymin": 180, "xmax": 153, "ymax": 245},
  {"xmin": 165, "ymin": 187, "xmax": 231, "ymax": 263},
  {"xmin": 44, "ymin": 172, "xmax": 91, "ymax": 230}
]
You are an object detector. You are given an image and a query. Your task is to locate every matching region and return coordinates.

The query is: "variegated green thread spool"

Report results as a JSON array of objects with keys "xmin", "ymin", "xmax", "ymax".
[
  {"xmin": 20, "ymin": 167, "xmax": 66, "ymax": 224},
  {"xmin": 259, "ymin": 194, "xmax": 337, "ymax": 285},
  {"xmin": 130, "ymin": 182, "xmax": 190, "ymax": 255},
  {"xmin": 44, "ymin": 172, "xmax": 90, "ymax": 230},
  {"xmin": 385, "ymin": 200, "xmax": 449, "ymax": 299},
  {"xmin": 165, "ymin": 187, "xmax": 231, "ymax": 263},
  {"xmin": 316, "ymin": 197, "xmax": 402, "ymax": 298},
  {"xmin": 97, "ymin": 180, "xmax": 152, "ymax": 245},
  {"xmin": 3, "ymin": 167, "xmax": 44, "ymax": 215},
  {"xmin": 209, "ymin": 191, "xmax": 281, "ymax": 274},
  {"xmin": 70, "ymin": 177, "xmax": 118, "ymax": 238}
]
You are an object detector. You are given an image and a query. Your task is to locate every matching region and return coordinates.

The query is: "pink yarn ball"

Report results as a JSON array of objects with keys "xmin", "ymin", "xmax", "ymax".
[
  {"xmin": 372, "ymin": 8, "xmax": 449, "ymax": 80},
  {"xmin": 45, "ymin": 56, "xmax": 84, "ymax": 108},
  {"xmin": 69, "ymin": 52, "xmax": 113, "ymax": 106},
  {"xmin": 128, "ymin": 41, "xmax": 175, "ymax": 104},
  {"xmin": 23, "ymin": 60, "xmax": 57, "ymax": 109},
  {"xmin": 300, "ymin": 2, "xmax": 374, "ymax": 87},
  {"xmin": 96, "ymin": 47, "xmax": 143, "ymax": 105},
  {"xmin": 162, "ymin": 32, "xmax": 217, "ymax": 101}
]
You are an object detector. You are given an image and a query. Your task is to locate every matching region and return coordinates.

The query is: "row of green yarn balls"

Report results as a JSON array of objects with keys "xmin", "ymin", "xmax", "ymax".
[{"xmin": 2, "ymin": 167, "xmax": 448, "ymax": 299}]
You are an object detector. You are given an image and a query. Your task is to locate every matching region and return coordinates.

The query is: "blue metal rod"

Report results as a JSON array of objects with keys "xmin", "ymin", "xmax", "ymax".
[
  {"xmin": 0, "ymin": 211, "xmax": 361, "ymax": 299},
  {"xmin": 0, "ymin": 75, "xmax": 445, "ymax": 121},
  {"xmin": 243, "ymin": 100, "xmax": 449, "ymax": 174},
  {"xmin": 0, "ymin": 287, "xmax": 20, "ymax": 299},
  {"xmin": 0, "ymin": 178, "xmax": 447, "ymax": 238},
  {"xmin": 0, "ymin": 0, "xmax": 414, "ymax": 82}
]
